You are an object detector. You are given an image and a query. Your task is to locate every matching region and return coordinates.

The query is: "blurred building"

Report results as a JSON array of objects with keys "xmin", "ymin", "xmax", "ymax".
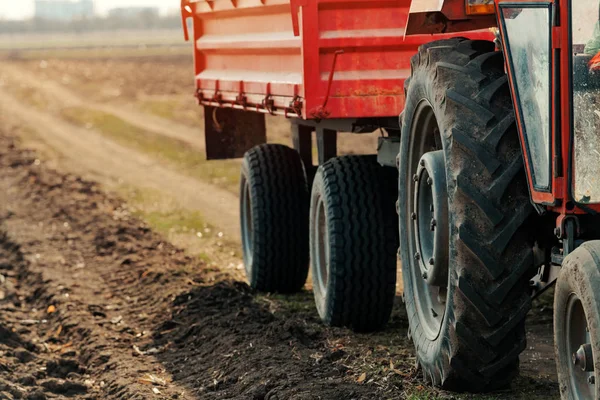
[
  {"xmin": 34, "ymin": 0, "xmax": 95, "ymax": 21},
  {"xmin": 108, "ymin": 7, "xmax": 160, "ymax": 19}
]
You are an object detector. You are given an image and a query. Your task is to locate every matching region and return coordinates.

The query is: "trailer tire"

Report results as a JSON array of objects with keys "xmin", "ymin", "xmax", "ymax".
[
  {"xmin": 241, "ymin": 144, "xmax": 309, "ymax": 293},
  {"xmin": 310, "ymin": 156, "xmax": 398, "ymax": 332},
  {"xmin": 399, "ymin": 39, "xmax": 534, "ymax": 391}
]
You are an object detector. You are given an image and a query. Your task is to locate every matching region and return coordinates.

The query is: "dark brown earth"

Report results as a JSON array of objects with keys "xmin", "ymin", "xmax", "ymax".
[{"xmin": 0, "ymin": 130, "xmax": 560, "ymax": 399}]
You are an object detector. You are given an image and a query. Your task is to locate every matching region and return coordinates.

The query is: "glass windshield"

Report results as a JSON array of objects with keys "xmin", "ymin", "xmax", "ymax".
[
  {"xmin": 502, "ymin": 5, "xmax": 552, "ymax": 190},
  {"xmin": 572, "ymin": 0, "xmax": 600, "ymax": 203}
]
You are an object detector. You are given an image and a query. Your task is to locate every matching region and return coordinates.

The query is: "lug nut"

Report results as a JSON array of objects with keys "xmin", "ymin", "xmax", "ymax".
[
  {"xmin": 422, "ymin": 272, "xmax": 428, "ymax": 280},
  {"xmin": 411, "ymin": 212, "xmax": 417, "ymax": 220},
  {"xmin": 414, "ymin": 252, "xmax": 421, "ymax": 261},
  {"xmin": 427, "ymin": 177, "xmax": 433, "ymax": 185},
  {"xmin": 429, "ymin": 258, "xmax": 435, "ymax": 266},
  {"xmin": 420, "ymin": 159, "xmax": 425, "ymax": 167},
  {"xmin": 430, "ymin": 219, "xmax": 437, "ymax": 231},
  {"xmin": 413, "ymin": 174, "xmax": 419, "ymax": 182}
]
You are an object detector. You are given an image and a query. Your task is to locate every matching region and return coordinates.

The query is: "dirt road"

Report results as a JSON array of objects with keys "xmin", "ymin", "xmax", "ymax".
[
  {"xmin": 0, "ymin": 88, "xmax": 240, "ymax": 242},
  {"xmin": 0, "ymin": 63, "xmax": 205, "ymax": 151}
]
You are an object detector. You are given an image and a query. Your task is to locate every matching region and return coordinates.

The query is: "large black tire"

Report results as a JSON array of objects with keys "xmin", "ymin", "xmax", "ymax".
[
  {"xmin": 554, "ymin": 241, "xmax": 600, "ymax": 400},
  {"xmin": 240, "ymin": 144, "xmax": 309, "ymax": 293},
  {"xmin": 310, "ymin": 156, "xmax": 398, "ymax": 332},
  {"xmin": 399, "ymin": 39, "xmax": 534, "ymax": 391}
]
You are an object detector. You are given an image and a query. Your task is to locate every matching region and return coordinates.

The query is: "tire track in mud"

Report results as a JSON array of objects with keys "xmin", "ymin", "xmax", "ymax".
[
  {"xmin": 0, "ymin": 63, "xmax": 205, "ymax": 151},
  {"xmin": 0, "ymin": 89, "xmax": 240, "ymax": 241}
]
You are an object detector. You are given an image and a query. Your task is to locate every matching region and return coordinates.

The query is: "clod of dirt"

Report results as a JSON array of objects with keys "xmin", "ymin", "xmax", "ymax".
[
  {"xmin": 0, "ymin": 378, "xmax": 26, "ymax": 398},
  {"xmin": 14, "ymin": 348, "xmax": 36, "ymax": 364},
  {"xmin": 46, "ymin": 358, "xmax": 83, "ymax": 378},
  {"xmin": 17, "ymin": 376, "xmax": 36, "ymax": 387},
  {"xmin": 26, "ymin": 391, "xmax": 46, "ymax": 400},
  {"xmin": 41, "ymin": 379, "xmax": 87, "ymax": 396}
]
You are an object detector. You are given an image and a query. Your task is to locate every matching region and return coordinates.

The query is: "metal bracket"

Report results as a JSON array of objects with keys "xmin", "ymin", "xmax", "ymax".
[
  {"xmin": 556, "ymin": 215, "xmax": 580, "ymax": 256},
  {"xmin": 310, "ymin": 50, "xmax": 344, "ymax": 121},
  {"xmin": 180, "ymin": 0, "xmax": 194, "ymax": 41}
]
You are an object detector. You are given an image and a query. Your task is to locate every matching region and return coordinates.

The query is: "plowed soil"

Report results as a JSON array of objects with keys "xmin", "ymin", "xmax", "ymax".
[{"xmin": 0, "ymin": 133, "xmax": 413, "ymax": 399}]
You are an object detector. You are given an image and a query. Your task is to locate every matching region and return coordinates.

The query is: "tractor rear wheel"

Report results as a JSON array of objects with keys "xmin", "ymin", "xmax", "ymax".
[
  {"xmin": 310, "ymin": 156, "xmax": 398, "ymax": 332},
  {"xmin": 554, "ymin": 241, "xmax": 600, "ymax": 400},
  {"xmin": 240, "ymin": 144, "xmax": 309, "ymax": 293},
  {"xmin": 398, "ymin": 39, "xmax": 534, "ymax": 391}
]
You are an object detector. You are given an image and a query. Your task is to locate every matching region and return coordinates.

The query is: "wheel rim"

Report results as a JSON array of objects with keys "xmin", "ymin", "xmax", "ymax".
[
  {"xmin": 565, "ymin": 293, "xmax": 595, "ymax": 399},
  {"xmin": 241, "ymin": 176, "xmax": 253, "ymax": 275},
  {"xmin": 406, "ymin": 100, "xmax": 448, "ymax": 341},
  {"xmin": 313, "ymin": 195, "xmax": 329, "ymax": 296}
]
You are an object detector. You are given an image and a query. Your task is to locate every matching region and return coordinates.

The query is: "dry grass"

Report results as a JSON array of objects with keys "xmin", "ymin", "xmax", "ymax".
[{"xmin": 59, "ymin": 106, "xmax": 242, "ymax": 193}]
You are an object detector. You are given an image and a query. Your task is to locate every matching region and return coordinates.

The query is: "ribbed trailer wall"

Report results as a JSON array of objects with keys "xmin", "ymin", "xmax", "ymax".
[{"xmin": 183, "ymin": 0, "xmax": 493, "ymax": 120}]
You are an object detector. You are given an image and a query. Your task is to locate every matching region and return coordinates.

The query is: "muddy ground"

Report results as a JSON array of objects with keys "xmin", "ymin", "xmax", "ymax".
[{"xmin": 0, "ymin": 126, "xmax": 559, "ymax": 400}]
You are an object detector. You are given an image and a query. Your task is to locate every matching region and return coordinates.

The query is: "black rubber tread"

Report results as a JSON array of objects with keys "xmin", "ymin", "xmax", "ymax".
[
  {"xmin": 310, "ymin": 156, "xmax": 398, "ymax": 333},
  {"xmin": 241, "ymin": 144, "xmax": 309, "ymax": 293},
  {"xmin": 399, "ymin": 39, "xmax": 535, "ymax": 391}
]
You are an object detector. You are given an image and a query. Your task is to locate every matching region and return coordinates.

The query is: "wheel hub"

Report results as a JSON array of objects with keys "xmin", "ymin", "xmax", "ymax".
[
  {"xmin": 565, "ymin": 294, "xmax": 595, "ymax": 397},
  {"xmin": 413, "ymin": 150, "xmax": 449, "ymax": 288},
  {"xmin": 573, "ymin": 343, "xmax": 594, "ymax": 372}
]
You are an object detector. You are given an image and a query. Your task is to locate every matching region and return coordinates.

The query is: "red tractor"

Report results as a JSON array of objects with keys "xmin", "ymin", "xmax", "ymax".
[{"xmin": 182, "ymin": 0, "xmax": 600, "ymax": 396}]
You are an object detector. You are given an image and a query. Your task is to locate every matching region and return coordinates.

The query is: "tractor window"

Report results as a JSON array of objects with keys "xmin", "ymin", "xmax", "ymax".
[
  {"xmin": 501, "ymin": 5, "xmax": 552, "ymax": 191},
  {"xmin": 572, "ymin": 0, "xmax": 600, "ymax": 203}
]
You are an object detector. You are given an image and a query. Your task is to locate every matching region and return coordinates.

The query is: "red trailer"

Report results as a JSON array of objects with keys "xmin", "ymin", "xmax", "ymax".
[
  {"xmin": 181, "ymin": 0, "xmax": 492, "ymax": 159},
  {"xmin": 182, "ymin": 0, "xmax": 600, "ymax": 397}
]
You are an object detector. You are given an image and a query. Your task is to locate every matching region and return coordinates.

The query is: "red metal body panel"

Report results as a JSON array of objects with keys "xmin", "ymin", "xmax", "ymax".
[{"xmin": 182, "ymin": 0, "xmax": 494, "ymax": 120}]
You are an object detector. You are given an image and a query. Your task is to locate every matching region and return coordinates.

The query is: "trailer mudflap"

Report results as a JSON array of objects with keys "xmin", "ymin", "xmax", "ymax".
[{"xmin": 204, "ymin": 106, "xmax": 267, "ymax": 160}]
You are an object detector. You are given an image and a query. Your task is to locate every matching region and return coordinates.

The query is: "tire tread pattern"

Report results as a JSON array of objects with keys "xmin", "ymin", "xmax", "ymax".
[
  {"xmin": 401, "ymin": 39, "xmax": 534, "ymax": 391},
  {"xmin": 242, "ymin": 144, "xmax": 309, "ymax": 293},
  {"xmin": 313, "ymin": 156, "xmax": 398, "ymax": 332}
]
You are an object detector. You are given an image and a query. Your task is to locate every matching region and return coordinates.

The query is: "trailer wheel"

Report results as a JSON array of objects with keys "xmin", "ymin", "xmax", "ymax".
[
  {"xmin": 555, "ymin": 241, "xmax": 600, "ymax": 400},
  {"xmin": 241, "ymin": 144, "xmax": 309, "ymax": 293},
  {"xmin": 310, "ymin": 156, "xmax": 398, "ymax": 332},
  {"xmin": 399, "ymin": 39, "xmax": 534, "ymax": 391}
]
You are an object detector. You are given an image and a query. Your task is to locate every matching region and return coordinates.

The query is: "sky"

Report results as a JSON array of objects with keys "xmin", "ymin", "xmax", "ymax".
[{"xmin": 0, "ymin": 0, "xmax": 178, "ymax": 20}]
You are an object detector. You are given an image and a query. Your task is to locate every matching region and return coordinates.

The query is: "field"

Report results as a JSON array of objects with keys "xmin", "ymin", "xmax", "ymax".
[{"xmin": 0, "ymin": 37, "xmax": 559, "ymax": 399}]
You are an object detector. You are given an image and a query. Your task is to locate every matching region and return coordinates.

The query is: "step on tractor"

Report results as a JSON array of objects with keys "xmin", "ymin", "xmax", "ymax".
[{"xmin": 181, "ymin": 0, "xmax": 600, "ymax": 396}]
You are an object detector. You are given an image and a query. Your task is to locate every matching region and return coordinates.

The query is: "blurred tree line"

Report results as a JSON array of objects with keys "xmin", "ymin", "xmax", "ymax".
[{"xmin": 0, "ymin": 11, "xmax": 181, "ymax": 34}]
